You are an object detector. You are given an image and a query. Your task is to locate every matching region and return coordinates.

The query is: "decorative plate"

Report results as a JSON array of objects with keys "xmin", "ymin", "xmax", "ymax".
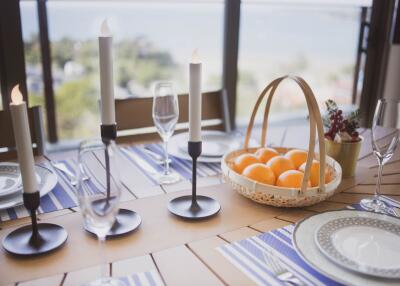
[
  {"xmin": 293, "ymin": 210, "xmax": 400, "ymax": 285},
  {"xmin": 0, "ymin": 164, "xmax": 58, "ymax": 210},
  {"xmin": 177, "ymin": 131, "xmax": 232, "ymax": 157},
  {"xmin": 170, "ymin": 130, "xmax": 257, "ymax": 162},
  {"xmin": 315, "ymin": 216, "xmax": 400, "ymax": 278},
  {"xmin": 0, "ymin": 163, "xmax": 22, "ymax": 197}
]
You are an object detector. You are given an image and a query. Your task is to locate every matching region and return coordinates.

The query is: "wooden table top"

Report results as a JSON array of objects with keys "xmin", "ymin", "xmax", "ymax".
[{"xmin": 1, "ymin": 125, "xmax": 399, "ymax": 286}]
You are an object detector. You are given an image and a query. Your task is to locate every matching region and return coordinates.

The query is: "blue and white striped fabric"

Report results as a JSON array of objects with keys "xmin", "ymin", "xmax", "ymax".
[
  {"xmin": 119, "ymin": 143, "xmax": 221, "ymax": 185},
  {"xmin": 218, "ymin": 196, "xmax": 400, "ymax": 286},
  {"xmin": 349, "ymin": 195, "xmax": 400, "ymax": 212},
  {"xmin": 118, "ymin": 270, "xmax": 164, "ymax": 286},
  {"xmin": 0, "ymin": 157, "xmax": 122, "ymax": 222},
  {"xmin": 0, "ymin": 143, "xmax": 221, "ymax": 222},
  {"xmin": 1, "ymin": 159, "xmax": 81, "ymax": 222}
]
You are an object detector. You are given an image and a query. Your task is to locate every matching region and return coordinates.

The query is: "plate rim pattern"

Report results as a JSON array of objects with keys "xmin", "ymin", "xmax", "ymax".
[{"xmin": 315, "ymin": 216, "xmax": 400, "ymax": 278}]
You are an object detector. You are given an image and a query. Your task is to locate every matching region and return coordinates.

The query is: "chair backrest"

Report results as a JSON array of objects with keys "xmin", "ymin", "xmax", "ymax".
[
  {"xmin": 115, "ymin": 89, "xmax": 230, "ymax": 143},
  {"xmin": 0, "ymin": 106, "xmax": 45, "ymax": 161}
]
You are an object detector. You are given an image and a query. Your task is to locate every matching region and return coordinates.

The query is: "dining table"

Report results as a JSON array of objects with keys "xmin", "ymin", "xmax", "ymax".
[{"xmin": 0, "ymin": 123, "xmax": 399, "ymax": 286}]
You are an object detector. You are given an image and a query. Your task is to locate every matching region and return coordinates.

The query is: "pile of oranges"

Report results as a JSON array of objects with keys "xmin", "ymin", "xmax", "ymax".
[{"xmin": 232, "ymin": 148, "xmax": 332, "ymax": 189}]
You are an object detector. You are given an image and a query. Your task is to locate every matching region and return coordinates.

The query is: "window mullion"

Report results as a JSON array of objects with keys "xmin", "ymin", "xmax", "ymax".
[{"xmin": 37, "ymin": 0, "xmax": 58, "ymax": 142}]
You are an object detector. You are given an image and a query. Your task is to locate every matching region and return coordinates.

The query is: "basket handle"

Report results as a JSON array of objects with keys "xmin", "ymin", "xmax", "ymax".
[
  {"xmin": 244, "ymin": 77, "xmax": 285, "ymax": 149},
  {"xmin": 296, "ymin": 77, "xmax": 326, "ymax": 193},
  {"xmin": 243, "ymin": 76, "xmax": 326, "ymax": 193}
]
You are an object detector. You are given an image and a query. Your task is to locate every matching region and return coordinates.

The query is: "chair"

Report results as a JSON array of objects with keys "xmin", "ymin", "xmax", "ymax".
[
  {"xmin": 115, "ymin": 89, "xmax": 231, "ymax": 143},
  {"xmin": 0, "ymin": 106, "xmax": 45, "ymax": 161}
]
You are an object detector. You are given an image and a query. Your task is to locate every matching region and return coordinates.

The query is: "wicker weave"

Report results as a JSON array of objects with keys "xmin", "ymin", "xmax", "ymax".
[
  {"xmin": 222, "ymin": 147, "xmax": 342, "ymax": 207},
  {"xmin": 221, "ymin": 76, "xmax": 342, "ymax": 207}
]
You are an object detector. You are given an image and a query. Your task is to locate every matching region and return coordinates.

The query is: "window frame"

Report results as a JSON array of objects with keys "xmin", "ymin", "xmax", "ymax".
[{"xmin": 0, "ymin": 0, "xmax": 396, "ymax": 143}]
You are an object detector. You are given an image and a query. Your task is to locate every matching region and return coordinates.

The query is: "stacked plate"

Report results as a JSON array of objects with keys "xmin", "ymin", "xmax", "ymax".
[
  {"xmin": 169, "ymin": 130, "xmax": 256, "ymax": 163},
  {"xmin": 0, "ymin": 162, "xmax": 58, "ymax": 210},
  {"xmin": 293, "ymin": 209, "xmax": 400, "ymax": 285}
]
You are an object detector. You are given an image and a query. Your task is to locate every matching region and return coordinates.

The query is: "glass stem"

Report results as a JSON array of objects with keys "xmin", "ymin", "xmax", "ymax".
[
  {"xmin": 98, "ymin": 235, "xmax": 108, "ymax": 281},
  {"xmin": 164, "ymin": 139, "xmax": 170, "ymax": 175},
  {"xmin": 374, "ymin": 159, "xmax": 384, "ymax": 199}
]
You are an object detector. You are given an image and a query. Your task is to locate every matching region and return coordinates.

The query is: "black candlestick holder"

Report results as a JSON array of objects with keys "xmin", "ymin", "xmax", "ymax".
[
  {"xmin": 2, "ymin": 192, "xmax": 68, "ymax": 256},
  {"xmin": 85, "ymin": 124, "xmax": 141, "ymax": 238},
  {"xmin": 168, "ymin": 141, "xmax": 221, "ymax": 219}
]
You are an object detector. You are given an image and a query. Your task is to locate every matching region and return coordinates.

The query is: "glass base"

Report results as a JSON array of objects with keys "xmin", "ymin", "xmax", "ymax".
[
  {"xmin": 156, "ymin": 171, "xmax": 180, "ymax": 185},
  {"xmin": 360, "ymin": 197, "xmax": 391, "ymax": 214},
  {"xmin": 84, "ymin": 277, "xmax": 126, "ymax": 286}
]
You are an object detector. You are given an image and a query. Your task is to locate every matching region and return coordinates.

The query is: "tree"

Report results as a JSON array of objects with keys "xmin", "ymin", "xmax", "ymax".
[
  {"xmin": 55, "ymin": 78, "xmax": 98, "ymax": 139},
  {"xmin": 24, "ymin": 33, "xmax": 179, "ymax": 140},
  {"xmin": 24, "ymin": 34, "xmax": 41, "ymax": 65}
]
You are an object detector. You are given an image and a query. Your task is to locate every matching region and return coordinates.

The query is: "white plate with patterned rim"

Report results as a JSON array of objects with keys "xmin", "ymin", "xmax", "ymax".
[
  {"xmin": 170, "ymin": 131, "xmax": 238, "ymax": 162},
  {"xmin": 293, "ymin": 210, "xmax": 400, "ymax": 286},
  {"xmin": 177, "ymin": 131, "xmax": 232, "ymax": 157},
  {"xmin": 0, "ymin": 164, "xmax": 58, "ymax": 210},
  {"xmin": 0, "ymin": 162, "xmax": 22, "ymax": 197},
  {"xmin": 315, "ymin": 215, "xmax": 400, "ymax": 279},
  {"xmin": 170, "ymin": 130, "xmax": 258, "ymax": 162}
]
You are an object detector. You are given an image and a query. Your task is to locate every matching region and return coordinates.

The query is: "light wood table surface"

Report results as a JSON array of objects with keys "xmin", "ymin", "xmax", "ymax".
[{"xmin": 1, "ymin": 125, "xmax": 399, "ymax": 286}]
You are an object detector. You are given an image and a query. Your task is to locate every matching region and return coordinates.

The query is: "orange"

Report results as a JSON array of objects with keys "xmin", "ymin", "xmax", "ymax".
[
  {"xmin": 266, "ymin": 155, "xmax": 295, "ymax": 178},
  {"xmin": 299, "ymin": 160, "xmax": 331, "ymax": 187},
  {"xmin": 242, "ymin": 163, "xmax": 276, "ymax": 185},
  {"xmin": 255, "ymin": 147, "xmax": 279, "ymax": 164},
  {"xmin": 233, "ymin": 153, "xmax": 260, "ymax": 174},
  {"xmin": 285, "ymin": 149, "xmax": 308, "ymax": 169},
  {"xmin": 276, "ymin": 170, "xmax": 311, "ymax": 188}
]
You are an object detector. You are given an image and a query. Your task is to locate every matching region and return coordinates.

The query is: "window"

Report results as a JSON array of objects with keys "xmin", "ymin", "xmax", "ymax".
[
  {"xmin": 20, "ymin": 1, "xmax": 45, "ymax": 127},
  {"xmin": 14, "ymin": 0, "xmax": 380, "ymax": 142},
  {"xmin": 236, "ymin": 0, "xmax": 372, "ymax": 124},
  {"xmin": 22, "ymin": 1, "xmax": 223, "ymax": 140}
]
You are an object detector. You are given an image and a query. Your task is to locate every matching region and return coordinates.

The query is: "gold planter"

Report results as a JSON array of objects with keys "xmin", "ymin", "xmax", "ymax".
[{"xmin": 325, "ymin": 137, "xmax": 363, "ymax": 178}]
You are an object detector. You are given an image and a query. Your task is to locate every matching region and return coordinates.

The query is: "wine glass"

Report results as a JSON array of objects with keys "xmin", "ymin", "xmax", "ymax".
[
  {"xmin": 360, "ymin": 98, "xmax": 400, "ymax": 214},
  {"xmin": 77, "ymin": 139, "xmax": 125, "ymax": 286},
  {"xmin": 152, "ymin": 81, "xmax": 180, "ymax": 184}
]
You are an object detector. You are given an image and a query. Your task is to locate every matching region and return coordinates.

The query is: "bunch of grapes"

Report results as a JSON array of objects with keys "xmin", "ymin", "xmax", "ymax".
[{"xmin": 323, "ymin": 100, "xmax": 360, "ymax": 142}]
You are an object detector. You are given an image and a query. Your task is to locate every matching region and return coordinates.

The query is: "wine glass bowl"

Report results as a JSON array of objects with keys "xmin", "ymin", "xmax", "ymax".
[
  {"xmin": 361, "ymin": 99, "xmax": 400, "ymax": 214},
  {"xmin": 152, "ymin": 81, "xmax": 180, "ymax": 185},
  {"xmin": 77, "ymin": 139, "xmax": 125, "ymax": 286}
]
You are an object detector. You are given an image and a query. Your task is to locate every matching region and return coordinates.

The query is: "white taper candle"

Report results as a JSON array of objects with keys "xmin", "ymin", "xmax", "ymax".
[
  {"xmin": 99, "ymin": 20, "xmax": 116, "ymax": 125},
  {"xmin": 189, "ymin": 49, "xmax": 202, "ymax": 142},
  {"xmin": 9, "ymin": 85, "xmax": 38, "ymax": 193}
]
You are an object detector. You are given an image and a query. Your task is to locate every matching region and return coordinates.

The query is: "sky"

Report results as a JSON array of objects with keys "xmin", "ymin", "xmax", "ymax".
[{"xmin": 20, "ymin": 1, "xmax": 368, "ymax": 74}]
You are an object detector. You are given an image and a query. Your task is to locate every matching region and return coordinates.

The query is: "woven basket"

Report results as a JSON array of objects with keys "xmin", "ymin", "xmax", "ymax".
[{"xmin": 222, "ymin": 76, "xmax": 342, "ymax": 207}]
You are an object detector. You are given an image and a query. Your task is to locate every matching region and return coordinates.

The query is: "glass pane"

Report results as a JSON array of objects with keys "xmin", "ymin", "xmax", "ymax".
[
  {"xmin": 237, "ymin": 1, "xmax": 372, "ymax": 124},
  {"xmin": 20, "ymin": 1, "xmax": 45, "ymax": 113},
  {"xmin": 45, "ymin": 1, "xmax": 223, "ymax": 140}
]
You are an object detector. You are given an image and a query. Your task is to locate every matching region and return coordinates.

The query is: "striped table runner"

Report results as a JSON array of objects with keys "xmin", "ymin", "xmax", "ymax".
[
  {"xmin": 0, "ymin": 158, "xmax": 111, "ymax": 222},
  {"xmin": 218, "ymin": 196, "xmax": 400, "ymax": 286},
  {"xmin": 119, "ymin": 143, "xmax": 221, "ymax": 185},
  {"xmin": 118, "ymin": 270, "xmax": 164, "ymax": 286},
  {"xmin": 0, "ymin": 159, "xmax": 79, "ymax": 222},
  {"xmin": 0, "ymin": 143, "xmax": 221, "ymax": 222}
]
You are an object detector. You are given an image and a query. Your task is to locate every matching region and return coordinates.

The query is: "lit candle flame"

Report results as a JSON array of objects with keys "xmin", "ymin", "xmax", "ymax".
[
  {"xmin": 100, "ymin": 19, "xmax": 111, "ymax": 36},
  {"xmin": 191, "ymin": 49, "xmax": 201, "ymax": 64},
  {"xmin": 11, "ymin": 85, "xmax": 23, "ymax": 104}
]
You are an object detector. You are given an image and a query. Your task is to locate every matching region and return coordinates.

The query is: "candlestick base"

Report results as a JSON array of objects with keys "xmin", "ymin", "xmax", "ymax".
[
  {"xmin": 2, "ymin": 223, "xmax": 68, "ymax": 256},
  {"xmin": 168, "ymin": 195, "xmax": 220, "ymax": 220},
  {"xmin": 2, "ymin": 191, "xmax": 67, "ymax": 256},
  {"xmin": 168, "ymin": 141, "xmax": 220, "ymax": 220},
  {"xmin": 99, "ymin": 124, "xmax": 141, "ymax": 238},
  {"xmin": 85, "ymin": 209, "xmax": 141, "ymax": 238}
]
